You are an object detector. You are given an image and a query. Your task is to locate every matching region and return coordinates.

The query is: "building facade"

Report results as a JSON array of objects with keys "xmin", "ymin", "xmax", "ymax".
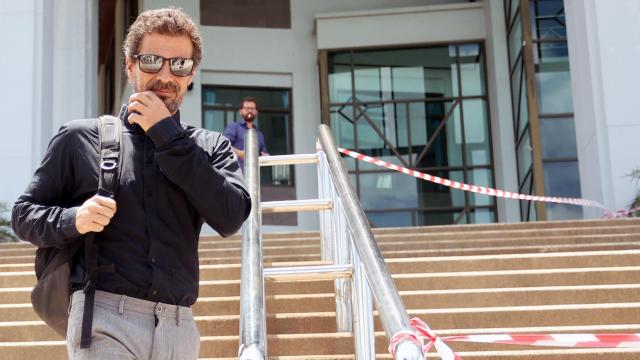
[{"xmin": 2, "ymin": 0, "xmax": 639, "ymax": 232}]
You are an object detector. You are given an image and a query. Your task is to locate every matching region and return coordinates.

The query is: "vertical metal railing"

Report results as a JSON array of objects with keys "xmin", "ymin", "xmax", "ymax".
[
  {"xmin": 317, "ymin": 124, "xmax": 423, "ymax": 359},
  {"xmin": 238, "ymin": 129, "xmax": 267, "ymax": 360},
  {"xmin": 318, "ymin": 149, "xmax": 353, "ymax": 332}
]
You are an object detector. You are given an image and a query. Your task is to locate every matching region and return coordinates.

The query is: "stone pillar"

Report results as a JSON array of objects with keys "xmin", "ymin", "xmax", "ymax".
[
  {"xmin": 483, "ymin": 0, "xmax": 521, "ymax": 222},
  {"xmin": 0, "ymin": 0, "xmax": 53, "ymax": 204},
  {"xmin": 52, "ymin": 0, "xmax": 99, "ymax": 130},
  {"xmin": 565, "ymin": 0, "xmax": 640, "ymax": 216}
]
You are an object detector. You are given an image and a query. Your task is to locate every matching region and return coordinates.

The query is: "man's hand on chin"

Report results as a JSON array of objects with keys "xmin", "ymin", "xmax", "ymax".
[{"xmin": 127, "ymin": 92, "xmax": 173, "ymax": 132}]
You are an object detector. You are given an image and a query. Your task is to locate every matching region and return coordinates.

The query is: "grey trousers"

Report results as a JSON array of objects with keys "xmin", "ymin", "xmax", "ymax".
[{"xmin": 67, "ymin": 290, "xmax": 200, "ymax": 360}]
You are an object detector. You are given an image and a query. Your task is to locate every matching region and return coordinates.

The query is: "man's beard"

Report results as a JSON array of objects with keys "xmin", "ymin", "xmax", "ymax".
[
  {"xmin": 134, "ymin": 77, "xmax": 183, "ymax": 114},
  {"xmin": 243, "ymin": 113, "xmax": 255, "ymax": 122}
]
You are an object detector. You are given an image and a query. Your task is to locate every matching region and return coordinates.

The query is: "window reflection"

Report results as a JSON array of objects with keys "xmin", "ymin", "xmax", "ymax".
[
  {"xmin": 328, "ymin": 44, "xmax": 495, "ymax": 226},
  {"xmin": 544, "ymin": 161, "xmax": 583, "ymax": 220},
  {"xmin": 540, "ymin": 118, "xmax": 577, "ymax": 158}
]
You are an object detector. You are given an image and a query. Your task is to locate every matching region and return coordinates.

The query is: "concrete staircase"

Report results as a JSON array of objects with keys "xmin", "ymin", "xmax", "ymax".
[{"xmin": 0, "ymin": 218, "xmax": 639, "ymax": 359}]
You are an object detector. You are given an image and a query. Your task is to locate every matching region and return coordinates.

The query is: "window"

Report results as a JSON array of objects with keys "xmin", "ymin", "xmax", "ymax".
[
  {"xmin": 504, "ymin": 0, "xmax": 581, "ymax": 221},
  {"xmin": 200, "ymin": 0, "xmax": 291, "ymax": 29},
  {"xmin": 202, "ymin": 86, "xmax": 295, "ymax": 225},
  {"xmin": 322, "ymin": 44, "xmax": 496, "ymax": 227}
]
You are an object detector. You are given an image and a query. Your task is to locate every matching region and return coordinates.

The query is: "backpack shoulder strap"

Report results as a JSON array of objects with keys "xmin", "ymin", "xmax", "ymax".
[
  {"xmin": 80, "ymin": 115, "xmax": 121, "ymax": 349},
  {"xmin": 97, "ymin": 115, "xmax": 123, "ymax": 198}
]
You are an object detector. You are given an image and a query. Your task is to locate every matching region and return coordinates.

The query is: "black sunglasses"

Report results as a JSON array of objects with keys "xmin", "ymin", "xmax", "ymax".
[{"xmin": 132, "ymin": 54, "xmax": 194, "ymax": 77}]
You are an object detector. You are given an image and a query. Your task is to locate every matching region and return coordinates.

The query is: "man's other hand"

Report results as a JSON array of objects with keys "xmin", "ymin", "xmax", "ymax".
[
  {"xmin": 127, "ymin": 92, "xmax": 172, "ymax": 132},
  {"xmin": 75, "ymin": 195, "xmax": 117, "ymax": 234}
]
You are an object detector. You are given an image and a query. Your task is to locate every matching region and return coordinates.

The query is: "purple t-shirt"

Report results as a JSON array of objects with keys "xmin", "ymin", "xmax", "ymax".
[{"xmin": 222, "ymin": 121, "xmax": 268, "ymax": 167}]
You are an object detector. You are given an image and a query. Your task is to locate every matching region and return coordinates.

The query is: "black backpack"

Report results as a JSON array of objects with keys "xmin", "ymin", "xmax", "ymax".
[{"xmin": 31, "ymin": 115, "xmax": 122, "ymax": 348}]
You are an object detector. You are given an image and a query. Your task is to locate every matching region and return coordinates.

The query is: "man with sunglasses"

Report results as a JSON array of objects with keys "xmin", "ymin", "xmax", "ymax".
[
  {"xmin": 12, "ymin": 7, "xmax": 250, "ymax": 359},
  {"xmin": 223, "ymin": 97, "xmax": 270, "ymax": 170}
]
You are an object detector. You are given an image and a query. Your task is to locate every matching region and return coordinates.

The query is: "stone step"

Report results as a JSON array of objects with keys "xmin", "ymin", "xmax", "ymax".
[
  {"xmin": 263, "ymin": 348, "xmax": 640, "ymax": 359},
  {"xmin": 2, "ymin": 238, "xmax": 639, "ymax": 267},
  {"xmin": 194, "ymin": 302, "xmax": 640, "ymax": 336},
  {"xmin": 176, "ymin": 224, "xmax": 640, "ymax": 252},
  {"xmin": 198, "ymin": 284, "xmax": 640, "ymax": 315},
  {"xmin": 1, "ymin": 265, "xmax": 638, "ymax": 296},
  {"xmin": 385, "ymin": 250, "xmax": 640, "ymax": 274},
  {"xmin": 199, "ymin": 324, "xmax": 640, "ymax": 357},
  {"xmin": 1, "ymin": 336, "xmax": 639, "ymax": 360},
  {"xmin": 3, "ymin": 249, "xmax": 638, "ymax": 283},
  {"xmin": 3, "ymin": 283, "xmax": 640, "ymax": 327},
  {"xmin": 369, "ymin": 218, "xmax": 640, "ymax": 234},
  {"xmin": 4, "ymin": 220, "xmax": 640, "ymax": 254},
  {"xmin": 205, "ymin": 266, "xmax": 640, "ymax": 297},
  {"xmin": 4, "ymin": 232, "xmax": 640, "ymax": 260}
]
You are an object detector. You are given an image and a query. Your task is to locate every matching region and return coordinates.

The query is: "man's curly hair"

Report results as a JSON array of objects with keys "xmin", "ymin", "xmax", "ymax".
[{"xmin": 123, "ymin": 7, "xmax": 202, "ymax": 67}]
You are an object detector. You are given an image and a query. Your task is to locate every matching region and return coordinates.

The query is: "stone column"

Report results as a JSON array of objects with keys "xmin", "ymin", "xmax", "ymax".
[{"xmin": 565, "ymin": 0, "xmax": 640, "ymax": 216}]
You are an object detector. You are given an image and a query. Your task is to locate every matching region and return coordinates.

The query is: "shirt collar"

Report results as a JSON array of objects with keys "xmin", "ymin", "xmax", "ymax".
[{"xmin": 240, "ymin": 119, "xmax": 259, "ymax": 130}]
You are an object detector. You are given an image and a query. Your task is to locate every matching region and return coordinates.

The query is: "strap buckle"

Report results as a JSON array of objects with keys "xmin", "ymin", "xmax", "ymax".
[{"xmin": 100, "ymin": 159, "xmax": 117, "ymax": 171}]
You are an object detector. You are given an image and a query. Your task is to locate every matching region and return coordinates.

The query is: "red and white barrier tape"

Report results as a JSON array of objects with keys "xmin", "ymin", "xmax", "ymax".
[
  {"xmin": 389, "ymin": 318, "xmax": 462, "ymax": 360},
  {"xmin": 605, "ymin": 207, "xmax": 640, "ymax": 219},
  {"xmin": 445, "ymin": 333, "xmax": 640, "ymax": 348},
  {"xmin": 390, "ymin": 317, "xmax": 640, "ymax": 359},
  {"xmin": 337, "ymin": 148, "xmax": 634, "ymax": 218}
]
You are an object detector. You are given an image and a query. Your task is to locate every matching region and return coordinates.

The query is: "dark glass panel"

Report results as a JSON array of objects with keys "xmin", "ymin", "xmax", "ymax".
[
  {"xmin": 543, "ymin": 161, "xmax": 581, "ymax": 198},
  {"xmin": 467, "ymin": 168, "xmax": 495, "ymax": 207},
  {"xmin": 418, "ymin": 211, "xmax": 466, "ymax": 226},
  {"xmin": 204, "ymin": 87, "xmax": 289, "ymax": 109},
  {"xmin": 358, "ymin": 172, "xmax": 420, "ymax": 210},
  {"xmin": 416, "ymin": 170, "xmax": 466, "ymax": 209},
  {"xmin": 540, "ymin": 117, "xmax": 577, "ymax": 159},
  {"xmin": 518, "ymin": 170, "xmax": 533, "ymax": 221},
  {"xmin": 200, "ymin": 0, "xmax": 290, "ymax": 29},
  {"xmin": 547, "ymin": 203, "xmax": 583, "ymax": 220},
  {"xmin": 470, "ymin": 208, "xmax": 496, "ymax": 224},
  {"xmin": 329, "ymin": 62, "xmax": 352, "ymax": 104},
  {"xmin": 508, "ymin": 15, "xmax": 523, "ymax": 68},
  {"xmin": 463, "ymin": 100, "xmax": 492, "ymax": 166},
  {"xmin": 535, "ymin": 47, "xmax": 572, "ymax": 114},
  {"xmin": 330, "ymin": 105, "xmax": 355, "ymax": 149},
  {"xmin": 459, "ymin": 44, "xmax": 486, "ymax": 97},
  {"xmin": 203, "ymin": 110, "xmax": 226, "ymax": 132},
  {"xmin": 530, "ymin": 0, "xmax": 566, "ymax": 40},
  {"xmin": 367, "ymin": 211, "xmax": 412, "ymax": 228},
  {"xmin": 415, "ymin": 102, "xmax": 463, "ymax": 168},
  {"xmin": 516, "ymin": 130, "xmax": 533, "ymax": 182},
  {"xmin": 351, "ymin": 46, "xmax": 457, "ymax": 101}
]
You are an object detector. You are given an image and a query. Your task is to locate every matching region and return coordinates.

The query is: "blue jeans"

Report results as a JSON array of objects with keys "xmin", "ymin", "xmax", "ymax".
[{"xmin": 67, "ymin": 290, "xmax": 200, "ymax": 359}]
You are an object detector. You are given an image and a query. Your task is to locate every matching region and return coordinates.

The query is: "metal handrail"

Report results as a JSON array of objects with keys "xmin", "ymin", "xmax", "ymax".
[
  {"xmin": 261, "ymin": 198, "xmax": 332, "ymax": 213},
  {"xmin": 238, "ymin": 129, "xmax": 266, "ymax": 360},
  {"xmin": 317, "ymin": 124, "xmax": 423, "ymax": 359},
  {"xmin": 238, "ymin": 125, "xmax": 422, "ymax": 359},
  {"xmin": 259, "ymin": 153, "xmax": 319, "ymax": 166}
]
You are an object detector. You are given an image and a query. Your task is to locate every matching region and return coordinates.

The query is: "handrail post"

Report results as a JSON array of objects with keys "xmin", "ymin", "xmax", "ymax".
[
  {"xmin": 350, "ymin": 229, "xmax": 375, "ymax": 358},
  {"xmin": 319, "ymin": 150, "xmax": 353, "ymax": 332},
  {"xmin": 238, "ymin": 129, "xmax": 267, "ymax": 360},
  {"xmin": 317, "ymin": 124, "xmax": 423, "ymax": 359},
  {"xmin": 317, "ymin": 146, "xmax": 334, "ymax": 262}
]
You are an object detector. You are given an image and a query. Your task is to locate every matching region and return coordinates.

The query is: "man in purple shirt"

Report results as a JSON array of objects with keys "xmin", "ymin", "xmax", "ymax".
[{"xmin": 223, "ymin": 97, "xmax": 269, "ymax": 170}]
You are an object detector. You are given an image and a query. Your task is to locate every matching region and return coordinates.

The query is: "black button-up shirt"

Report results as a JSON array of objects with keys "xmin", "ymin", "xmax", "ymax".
[{"xmin": 12, "ymin": 105, "xmax": 250, "ymax": 306}]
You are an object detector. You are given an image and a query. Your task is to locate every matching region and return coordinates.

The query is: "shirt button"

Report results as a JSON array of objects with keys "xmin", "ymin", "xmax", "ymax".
[
  {"xmin": 152, "ymin": 290, "xmax": 157, "ymax": 295},
  {"xmin": 151, "ymin": 257, "xmax": 156, "ymax": 263},
  {"xmin": 157, "ymin": 305, "xmax": 163, "ymax": 312}
]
